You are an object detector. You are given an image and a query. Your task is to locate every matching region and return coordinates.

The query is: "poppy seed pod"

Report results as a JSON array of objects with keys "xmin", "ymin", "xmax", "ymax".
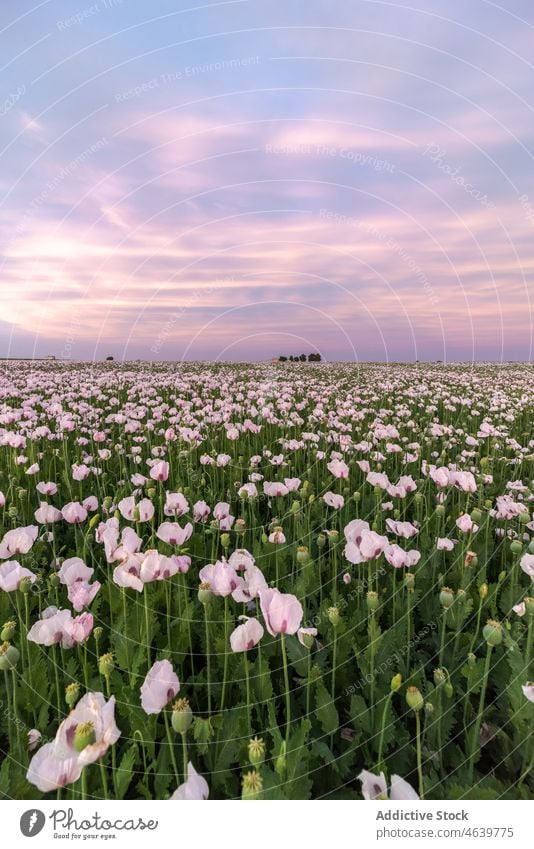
[
  {"xmin": 198, "ymin": 582, "xmax": 212, "ymax": 605},
  {"xmin": 248, "ymin": 736, "xmax": 265, "ymax": 766},
  {"xmin": 483, "ymin": 619, "xmax": 503, "ymax": 646},
  {"xmin": 440, "ymin": 587, "xmax": 454, "ymax": 608},
  {"xmin": 0, "ymin": 641, "xmax": 19, "ymax": 670},
  {"xmin": 241, "ymin": 770, "xmax": 263, "ymax": 800},
  {"xmin": 73, "ymin": 721, "xmax": 96, "ymax": 752},
  {"xmin": 366, "ymin": 592, "xmax": 379, "ymax": 612},
  {"xmin": 1, "ymin": 620, "xmax": 16, "ymax": 641},
  {"xmin": 510, "ymin": 540, "xmax": 523, "ymax": 555},
  {"xmin": 98, "ymin": 652, "xmax": 114, "ymax": 678},
  {"xmin": 171, "ymin": 698, "xmax": 193, "ymax": 735},
  {"xmin": 66, "ymin": 682, "xmax": 80, "ymax": 707},
  {"xmin": 390, "ymin": 673, "xmax": 402, "ymax": 692}
]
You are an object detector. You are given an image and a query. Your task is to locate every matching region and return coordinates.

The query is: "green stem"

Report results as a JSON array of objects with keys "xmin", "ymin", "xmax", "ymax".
[
  {"xmin": 467, "ymin": 644, "xmax": 493, "ymax": 783},
  {"xmin": 280, "ymin": 633, "xmax": 291, "ymax": 747},
  {"xmin": 164, "ymin": 709, "xmax": 179, "ymax": 784},
  {"xmin": 376, "ymin": 692, "xmax": 393, "ymax": 772},
  {"xmin": 220, "ymin": 596, "xmax": 230, "ymax": 712},
  {"xmin": 244, "ymin": 653, "xmax": 252, "ymax": 736},
  {"xmin": 181, "ymin": 732, "xmax": 188, "ymax": 783},
  {"xmin": 415, "ymin": 710, "xmax": 425, "ymax": 799},
  {"xmin": 204, "ymin": 605, "xmax": 212, "ymax": 713}
]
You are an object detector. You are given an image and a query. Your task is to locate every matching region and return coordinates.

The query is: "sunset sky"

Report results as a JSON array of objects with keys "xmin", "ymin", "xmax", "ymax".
[{"xmin": 0, "ymin": 0, "xmax": 533, "ymax": 362}]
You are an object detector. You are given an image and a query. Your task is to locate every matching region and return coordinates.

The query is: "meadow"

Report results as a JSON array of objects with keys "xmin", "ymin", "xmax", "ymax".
[{"xmin": 0, "ymin": 360, "xmax": 532, "ymax": 801}]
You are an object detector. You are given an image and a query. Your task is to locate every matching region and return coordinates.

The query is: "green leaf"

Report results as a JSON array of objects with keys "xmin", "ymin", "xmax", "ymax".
[
  {"xmin": 115, "ymin": 744, "xmax": 137, "ymax": 799},
  {"xmin": 315, "ymin": 681, "xmax": 339, "ymax": 735}
]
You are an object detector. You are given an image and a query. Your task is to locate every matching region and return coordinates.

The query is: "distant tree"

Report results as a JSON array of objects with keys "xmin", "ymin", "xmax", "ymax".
[
  {"xmin": 106, "ymin": 356, "xmax": 114, "ymax": 361},
  {"xmin": 299, "ymin": 353, "xmax": 306, "ymax": 362},
  {"xmin": 279, "ymin": 355, "xmax": 287, "ymax": 361}
]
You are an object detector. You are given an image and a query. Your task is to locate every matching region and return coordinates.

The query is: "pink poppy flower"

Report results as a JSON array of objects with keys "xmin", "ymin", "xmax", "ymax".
[
  {"xmin": 429, "ymin": 466, "xmax": 450, "ymax": 487},
  {"xmin": 284, "ymin": 478, "xmax": 301, "ymax": 492},
  {"xmin": 456, "ymin": 514, "xmax": 478, "ymax": 534},
  {"xmin": 238, "ymin": 483, "xmax": 258, "ymax": 498},
  {"xmin": 199, "ymin": 560, "xmax": 244, "ymax": 596},
  {"xmin": 171, "ymin": 762, "xmax": 209, "ymax": 800},
  {"xmin": 0, "ymin": 525, "xmax": 38, "ymax": 559},
  {"xmin": 436, "ymin": 537, "xmax": 456, "ymax": 551},
  {"xmin": 323, "ymin": 492, "xmax": 344, "ymax": 509},
  {"xmin": 358, "ymin": 769, "xmax": 419, "ymax": 800},
  {"xmin": 113, "ymin": 555, "xmax": 144, "ymax": 592},
  {"xmin": 297, "ymin": 627, "xmax": 318, "ymax": 647},
  {"xmin": 27, "ymin": 693, "xmax": 120, "ymax": 792},
  {"xmin": 327, "ymin": 459, "xmax": 349, "ymax": 478},
  {"xmin": 156, "ymin": 522, "xmax": 193, "ymax": 546},
  {"xmin": 230, "ymin": 617, "xmax": 264, "ymax": 652},
  {"xmin": 513, "ymin": 602, "xmax": 526, "ymax": 617},
  {"xmin": 522, "ymin": 683, "xmax": 534, "ymax": 702},
  {"xmin": 520, "ymin": 554, "xmax": 534, "ymax": 579},
  {"xmin": 232, "ymin": 565, "xmax": 268, "ymax": 602},
  {"xmin": 37, "ymin": 481, "xmax": 58, "ymax": 496},
  {"xmin": 150, "ymin": 460, "xmax": 169, "ymax": 482},
  {"xmin": 193, "ymin": 500, "xmax": 210, "ymax": 522},
  {"xmin": 67, "ymin": 581, "xmax": 101, "ymax": 612},
  {"xmin": 213, "ymin": 502, "xmax": 231, "ymax": 520},
  {"xmin": 0, "ymin": 560, "xmax": 36, "ymax": 592},
  {"xmin": 58, "ymin": 557, "xmax": 93, "ymax": 585},
  {"xmin": 259, "ymin": 588, "xmax": 303, "ymax": 636},
  {"xmin": 228, "ymin": 549, "xmax": 255, "ymax": 572},
  {"xmin": 384, "ymin": 544, "xmax": 421, "ymax": 569},
  {"xmin": 140, "ymin": 659, "xmax": 180, "ymax": 714},
  {"xmin": 385, "ymin": 519, "xmax": 418, "ymax": 539},
  {"xmin": 34, "ymin": 502, "xmax": 62, "ymax": 524},
  {"xmin": 61, "ymin": 502, "xmax": 88, "ymax": 524}
]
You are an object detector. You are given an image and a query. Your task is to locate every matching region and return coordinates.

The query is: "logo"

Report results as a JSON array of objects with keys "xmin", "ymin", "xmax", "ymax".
[{"xmin": 20, "ymin": 809, "xmax": 46, "ymax": 837}]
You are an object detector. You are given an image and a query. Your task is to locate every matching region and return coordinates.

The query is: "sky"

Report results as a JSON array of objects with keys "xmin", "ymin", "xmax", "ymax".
[{"xmin": 0, "ymin": 0, "xmax": 533, "ymax": 363}]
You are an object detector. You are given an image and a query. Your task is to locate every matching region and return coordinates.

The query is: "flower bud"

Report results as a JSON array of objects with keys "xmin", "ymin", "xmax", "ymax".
[
  {"xmin": 275, "ymin": 741, "xmax": 286, "ymax": 774},
  {"xmin": 404, "ymin": 573, "xmax": 415, "ymax": 590},
  {"xmin": 73, "ymin": 721, "xmax": 96, "ymax": 752},
  {"xmin": 220, "ymin": 533, "xmax": 230, "ymax": 549},
  {"xmin": 290, "ymin": 500, "xmax": 301, "ymax": 515},
  {"xmin": 241, "ymin": 770, "xmax": 263, "ymax": 800},
  {"xmin": 147, "ymin": 488, "xmax": 156, "ymax": 499},
  {"xmin": 171, "ymin": 698, "xmax": 193, "ymax": 734},
  {"xmin": 518, "ymin": 513, "xmax": 530, "ymax": 525},
  {"xmin": 66, "ymin": 682, "xmax": 80, "ymax": 707},
  {"xmin": 317, "ymin": 533, "xmax": 326, "ymax": 549},
  {"xmin": 510, "ymin": 540, "xmax": 523, "ymax": 555},
  {"xmin": 0, "ymin": 642, "xmax": 19, "ymax": 670},
  {"xmin": 498, "ymin": 570, "xmax": 507, "ymax": 583},
  {"xmin": 483, "ymin": 619, "xmax": 503, "ymax": 647},
  {"xmin": 435, "ymin": 504, "xmax": 446, "ymax": 516},
  {"xmin": 467, "ymin": 652, "xmax": 476, "ymax": 668},
  {"xmin": 353, "ymin": 491, "xmax": 361, "ymax": 502},
  {"xmin": 424, "ymin": 702, "xmax": 434, "ymax": 717},
  {"xmin": 390, "ymin": 673, "xmax": 402, "ymax": 692},
  {"xmin": 248, "ymin": 736, "xmax": 265, "ymax": 766},
  {"xmin": 479, "ymin": 583, "xmax": 488, "ymax": 600},
  {"xmin": 444, "ymin": 681, "xmax": 453, "ymax": 698},
  {"xmin": 103, "ymin": 496, "xmax": 113, "ymax": 511},
  {"xmin": 98, "ymin": 651, "xmax": 114, "ymax": 678},
  {"xmin": 406, "ymin": 686, "xmax": 424, "ymax": 712},
  {"xmin": 328, "ymin": 529, "xmax": 339, "ymax": 544},
  {"xmin": 439, "ymin": 587, "xmax": 454, "ymax": 609},
  {"xmin": 525, "ymin": 597, "xmax": 534, "ymax": 616},
  {"xmin": 470, "ymin": 509, "xmax": 483, "ymax": 524},
  {"xmin": 93, "ymin": 626, "xmax": 103, "ymax": 641},
  {"xmin": 48, "ymin": 572, "xmax": 60, "ymax": 589},
  {"xmin": 1, "ymin": 620, "xmax": 16, "ymax": 641},
  {"xmin": 464, "ymin": 551, "xmax": 477, "ymax": 568}
]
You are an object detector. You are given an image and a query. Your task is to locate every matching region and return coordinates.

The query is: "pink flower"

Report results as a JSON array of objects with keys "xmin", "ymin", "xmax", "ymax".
[
  {"xmin": 171, "ymin": 762, "xmax": 209, "ymax": 800},
  {"xmin": 513, "ymin": 602, "xmax": 526, "ymax": 617},
  {"xmin": 199, "ymin": 560, "xmax": 244, "ymax": 596},
  {"xmin": 385, "ymin": 519, "xmax": 418, "ymax": 539},
  {"xmin": 268, "ymin": 527, "xmax": 286, "ymax": 544},
  {"xmin": 259, "ymin": 588, "xmax": 303, "ymax": 636},
  {"xmin": 522, "ymin": 683, "xmax": 534, "ymax": 702},
  {"xmin": 297, "ymin": 627, "xmax": 318, "ymax": 646},
  {"xmin": 520, "ymin": 554, "xmax": 534, "ymax": 579},
  {"xmin": 37, "ymin": 481, "xmax": 58, "ymax": 496},
  {"xmin": 358, "ymin": 769, "xmax": 419, "ymax": 800},
  {"xmin": 213, "ymin": 502, "xmax": 231, "ymax": 520},
  {"xmin": 232, "ymin": 565, "xmax": 268, "ymax": 602},
  {"xmin": 28, "ymin": 608, "xmax": 93, "ymax": 648},
  {"xmin": 456, "ymin": 514, "xmax": 478, "ymax": 534},
  {"xmin": 72, "ymin": 464, "xmax": 91, "ymax": 481},
  {"xmin": 238, "ymin": 483, "xmax": 258, "ymax": 498},
  {"xmin": 140, "ymin": 659, "xmax": 180, "ymax": 714},
  {"xmin": 193, "ymin": 500, "xmax": 210, "ymax": 522},
  {"xmin": 367, "ymin": 471, "xmax": 390, "ymax": 490},
  {"xmin": 150, "ymin": 460, "xmax": 169, "ymax": 481},
  {"xmin": 230, "ymin": 617, "xmax": 264, "ymax": 652},
  {"xmin": 0, "ymin": 525, "xmax": 38, "ymax": 559},
  {"xmin": 27, "ymin": 693, "xmax": 120, "ymax": 792},
  {"xmin": 0, "ymin": 560, "xmax": 36, "ymax": 592},
  {"xmin": 384, "ymin": 544, "xmax": 421, "ymax": 569},
  {"xmin": 34, "ymin": 502, "xmax": 62, "ymax": 523},
  {"xmin": 67, "ymin": 581, "xmax": 101, "ymax": 612},
  {"xmin": 327, "ymin": 459, "xmax": 349, "ymax": 478},
  {"xmin": 64, "ymin": 612, "xmax": 94, "ymax": 645},
  {"xmin": 429, "ymin": 466, "xmax": 450, "ymax": 487},
  {"xmin": 284, "ymin": 477, "xmax": 301, "ymax": 492},
  {"xmin": 58, "ymin": 557, "xmax": 93, "ymax": 585},
  {"xmin": 436, "ymin": 537, "xmax": 456, "ymax": 551},
  {"xmin": 359, "ymin": 531, "xmax": 388, "ymax": 561},
  {"xmin": 228, "ymin": 548, "xmax": 255, "ymax": 572},
  {"xmin": 137, "ymin": 498, "xmax": 155, "ymax": 522},
  {"xmin": 139, "ymin": 551, "xmax": 174, "ymax": 583},
  {"xmin": 156, "ymin": 522, "xmax": 193, "ymax": 546},
  {"xmin": 263, "ymin": 482, "xmax": 289, "ymax": 497},
  {"xmin": 113, "ymin": 555, "xmax": 144, "ymax": 592},
  {"xmin": 323, "ymin": 492, "xmax": 344, "ymax": 509},
  {"xmin": 62, "ymin": 502, "xmax": 88, "ymax": 524}
]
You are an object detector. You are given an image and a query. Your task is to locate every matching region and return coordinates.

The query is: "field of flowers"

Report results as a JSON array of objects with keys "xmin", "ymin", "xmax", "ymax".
[{"xmin": 0, "ymin": 360, "xmax": 532, "ymax": 801}]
